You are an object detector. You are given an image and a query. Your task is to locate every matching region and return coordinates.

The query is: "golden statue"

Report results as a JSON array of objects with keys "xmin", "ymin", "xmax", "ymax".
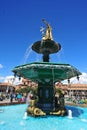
[{"xmin": 41, "ymin": 19, "xmax": 53, "ymax": 40}]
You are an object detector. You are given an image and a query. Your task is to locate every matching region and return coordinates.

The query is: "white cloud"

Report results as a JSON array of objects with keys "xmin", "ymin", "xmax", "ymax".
[
  {"xmin": 1, "ymin": 72, "xmax": 87, "ymax": 85},
  {"xmin": 0, "ymin": 64, "xmax": 3, "ymax": 69},
  {"xmin": 4, "ymin": 76, "xmax": 22, "ymax": 85},
  {"xmin": 0, "ymin": 76, "xmax": 5, "ymax": 81},
  {"xmin": 62, "ymin": 72, "xmax": 87, "ymax": 84},
  {"xmin": 77, "ymin": 72, "xmax": 87, "ymax": 84}
]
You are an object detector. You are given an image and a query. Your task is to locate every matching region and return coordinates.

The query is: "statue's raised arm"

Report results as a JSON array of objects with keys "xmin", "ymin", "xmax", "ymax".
[{"xmin": 42, "ymin": 19, "xmax": 53, "ymax": 40}]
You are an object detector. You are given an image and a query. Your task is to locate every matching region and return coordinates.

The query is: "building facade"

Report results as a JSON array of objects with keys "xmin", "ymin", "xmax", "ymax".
[
  {"xmin": 55, "ymin": 82, "xmax": 87, "ymax": 98},
  {"xmin": 0, "ymin": 82, "xmax": 15, "ymax": 93}
]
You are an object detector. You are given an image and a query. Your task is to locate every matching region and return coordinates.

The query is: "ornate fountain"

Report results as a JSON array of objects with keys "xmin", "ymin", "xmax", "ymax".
[{"xmin": 12, "ymin": 19, "xmax": 81, "ymax": 117}]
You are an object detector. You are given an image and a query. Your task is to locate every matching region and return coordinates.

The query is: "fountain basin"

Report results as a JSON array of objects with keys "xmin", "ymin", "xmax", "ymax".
[
  {"xmin": 12, "ymin": 62, "xmax": 81, "ymax": 83},
  {"xmin": 32, "ymin": 40, "xmax": 61, "ymax": 54}
]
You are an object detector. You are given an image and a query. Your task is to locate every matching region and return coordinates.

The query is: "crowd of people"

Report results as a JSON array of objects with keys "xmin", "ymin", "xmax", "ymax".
[{"xmin": 0, "ymin": 91, "xmax": 27, "ymax": 103}]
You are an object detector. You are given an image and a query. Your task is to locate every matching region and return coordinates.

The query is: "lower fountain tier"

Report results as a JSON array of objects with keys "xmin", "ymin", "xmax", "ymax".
[
  {"xmin": 12, "ymin": 62, "xmax": 81, "ymax": 83},
  {"xmin": 27, "ymin": 82, "xmax": 67, "ymax": 117}
]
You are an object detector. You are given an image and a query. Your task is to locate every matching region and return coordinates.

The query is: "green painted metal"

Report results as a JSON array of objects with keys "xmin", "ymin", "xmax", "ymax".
[{"xmin": 12, "ymin": 62, "xmax": 81, "ymax": 82}]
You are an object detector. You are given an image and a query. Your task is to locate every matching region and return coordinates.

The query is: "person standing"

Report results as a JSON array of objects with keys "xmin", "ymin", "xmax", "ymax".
[{"xmin": 10, "ymin": 93, "xmax": 13, "ymax": 103}]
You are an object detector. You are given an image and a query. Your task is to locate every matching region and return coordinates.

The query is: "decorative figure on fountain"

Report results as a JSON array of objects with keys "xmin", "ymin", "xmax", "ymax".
[
  {"xmin": 42, "ymin": 19, "xmax": 53, "ymax": 41},
  {"xmin": 32, "ymin": 19, "xmax": 61, "ymax": 62}
]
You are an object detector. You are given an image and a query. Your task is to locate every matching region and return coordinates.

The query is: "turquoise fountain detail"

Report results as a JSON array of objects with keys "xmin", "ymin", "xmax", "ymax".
[{"xmin": 12, "ymin": 19, "xmax": 81, "ymax": 117}]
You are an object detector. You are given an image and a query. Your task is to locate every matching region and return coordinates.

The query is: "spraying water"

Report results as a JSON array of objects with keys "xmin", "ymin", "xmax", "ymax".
[
  {"xmin": 50, "ymin": 47, "xmax": 66, "ymax": 63},
  {"xmin": 23, "ymin": 44, "xmax": 33, "ymax": 63},
  {"xmin": 23, "ymin": 112, "xmax": 28, "ymax": 120},
  {"xmin": 68, "ymin": 110, "xmax": 73, "ymax": 119},
  {"xmin": 22, "ymin": 43, "xmax": 43, "ymax": 63}
]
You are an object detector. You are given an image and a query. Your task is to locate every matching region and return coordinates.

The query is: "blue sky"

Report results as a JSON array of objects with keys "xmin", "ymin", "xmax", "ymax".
[{"xmin": 0, "ymin": 0, "xmax": 87, "ymax": 83}]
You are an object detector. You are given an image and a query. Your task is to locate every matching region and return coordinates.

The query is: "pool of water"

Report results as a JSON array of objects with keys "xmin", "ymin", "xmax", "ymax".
[{"xmin": 0, "ymin": 104, "xmax": 87, "ymax": 130}]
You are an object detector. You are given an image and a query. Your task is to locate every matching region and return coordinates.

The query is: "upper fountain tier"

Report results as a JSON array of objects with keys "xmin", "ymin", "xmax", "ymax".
[
  {"xmin": 32, "ymin": 40, "xmax": 61, "ymax": 54},
  {"xmin": 32, "ymin": 19, "xmax": 61, "ymax": 62}
]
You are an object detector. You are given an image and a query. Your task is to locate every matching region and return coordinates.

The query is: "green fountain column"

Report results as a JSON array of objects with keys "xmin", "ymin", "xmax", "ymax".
[{"xmin": 37, "ymin": 82, "xmax": 55, "ymax": 113}]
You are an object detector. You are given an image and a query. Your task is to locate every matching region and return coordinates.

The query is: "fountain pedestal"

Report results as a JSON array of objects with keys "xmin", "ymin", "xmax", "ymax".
[{"xmin": 37, "ymin": 82, "xmax": 55, "ymax": 114}]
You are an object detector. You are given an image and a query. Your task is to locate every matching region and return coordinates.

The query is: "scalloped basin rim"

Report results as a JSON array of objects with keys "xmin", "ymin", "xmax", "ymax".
[
  {"xmin": 12, "ymin": 62, "xmax": 82, "ymax": 82},
  {"xmin": 13, "ymin": 62, "xmax": 70, "ymax": 68}
]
